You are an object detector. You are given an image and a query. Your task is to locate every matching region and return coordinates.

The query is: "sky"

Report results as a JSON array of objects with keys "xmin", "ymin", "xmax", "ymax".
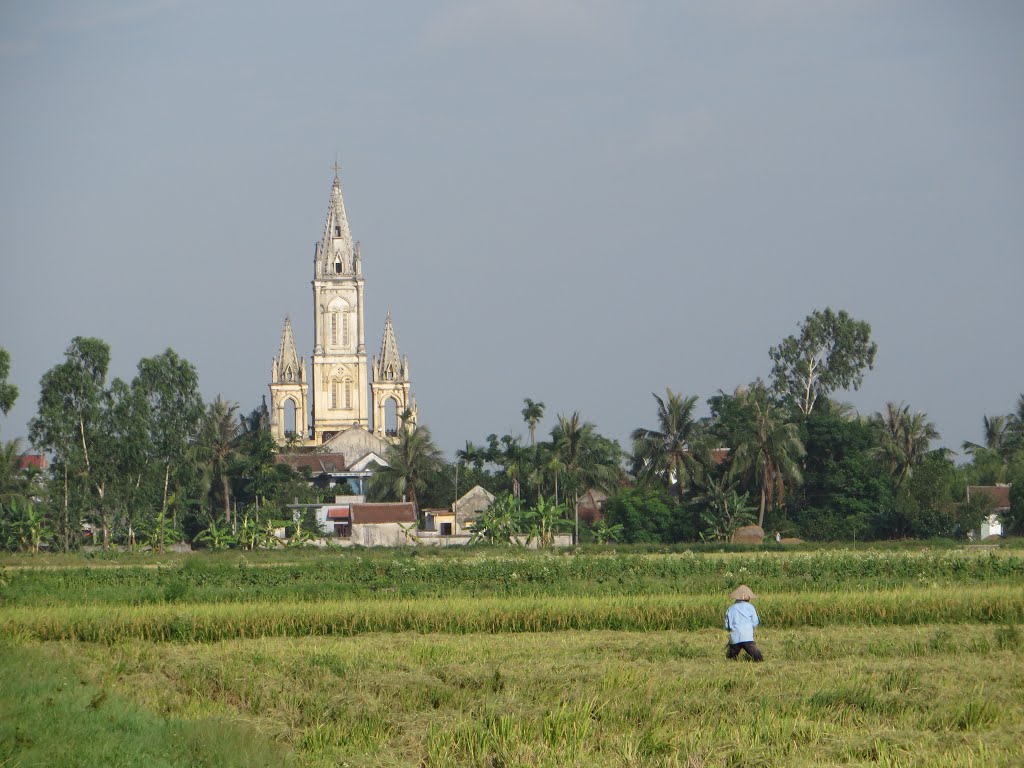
[{"xmin": 1, "ymin": 0, "xmax": 1022, "ymax": 461}]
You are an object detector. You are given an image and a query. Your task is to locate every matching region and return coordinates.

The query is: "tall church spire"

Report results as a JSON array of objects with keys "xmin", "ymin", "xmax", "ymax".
[{"xmin": 316, "ymin": 169, "xmax": 355, "ymax": 276}]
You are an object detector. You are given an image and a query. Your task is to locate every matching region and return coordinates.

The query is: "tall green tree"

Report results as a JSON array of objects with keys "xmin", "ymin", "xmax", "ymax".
[
  {"xmin": 369, "ymin": 423, "xmax": 444, "ymax": 517},
  {"xmin": 0, "ymin": 347, "xmax": 17, "ymax": 417},
  {"xmin": 728, "ymin": 384, "xmax": 805, "ymax": 528},
  {"xmin": 769, "ymin": 308, "xmax": 877, "ymax": 416},
  {"xmin": 521, "ymin": 398, "xmax": 545, "ymax": 447},
  {"xmin": 198, "ymin": 397, "xmax": 240, "ymax": 523},
  {"xmin": 631, "ymin": 389, "xmax": 706, "ymax": 499},
  {"xmin": 793, "ymin": 411, "xmax": 894, "ymax": 540},
  {"xmin": 29, "ymin": 337, "xmax": 117, "ymax": 549},
  {"xmin": 871, "ymin": 402, "xmax": 941, "ymax": 489},
  {"xmin": 132, "ymin": 349, "xmax": 204, "ymax": 548},
  {"xmin": 552, "ymin": 412, "xmax": 622, "ymax": 542}
]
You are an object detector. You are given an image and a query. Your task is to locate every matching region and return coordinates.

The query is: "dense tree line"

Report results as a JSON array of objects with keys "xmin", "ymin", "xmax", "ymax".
[
  {"xmin": 371, "ymin": 308, "xmax": 1024, "ymax": 545},
  {"xmin": 0, "ymin": 339, "xmax": 317, "ymax": 552},
  {"xmin": 2, "ymin": 308, "xmax": 1022, "ymax": 552}
]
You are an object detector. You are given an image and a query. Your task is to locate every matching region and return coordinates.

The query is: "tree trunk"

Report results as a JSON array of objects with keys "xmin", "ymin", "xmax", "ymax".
[{"xmin": 222, "ymin": 475, "xmax": 231, "ymax": 523}]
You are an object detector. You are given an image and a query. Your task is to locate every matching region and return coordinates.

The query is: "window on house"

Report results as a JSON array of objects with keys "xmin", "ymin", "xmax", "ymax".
[{"xmin": 334, "ymin": 522, "xmax": 351, "ymax": 538}]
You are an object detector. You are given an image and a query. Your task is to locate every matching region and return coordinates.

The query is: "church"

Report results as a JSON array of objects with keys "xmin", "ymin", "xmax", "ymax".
[{"xmin": 268, "ymin": 169, "xmax": 418, "ymax": 463}]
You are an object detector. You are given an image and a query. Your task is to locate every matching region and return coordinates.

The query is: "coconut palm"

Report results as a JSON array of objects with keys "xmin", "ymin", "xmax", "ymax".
[
  {"xmin": 552, "ymin": 412, "xmax": 622, "ymax": 542},
  {"xmin": 631, "ymin": 389, "xmax": 707, "ymax": 499},
  {"xmin": 728, "ymin": 384, "xmax": 805, "ymax": 528},
  {"xmin": 522, "ymin": 398, "xmax": 545, "ymax": 447},
  {"xmin": 198, "ymin": 397, "xmax": 240, "ymax": 523},
  {"xmin": 962, "ymin": 415, "xmax": 1010, "ymax": 458},
  {"xmin": 872, "ymin": 402, "xmax": 941, "ymax": 488},
  {"xmin": 369, "ymin": 423, "xmax": 444, "ymax": 516}
]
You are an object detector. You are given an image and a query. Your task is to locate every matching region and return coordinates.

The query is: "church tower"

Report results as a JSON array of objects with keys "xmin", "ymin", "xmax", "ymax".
[
  {"xmin": 310, "ymin": 169, "xmax": 370, "ymax": 444},
  {"xmin": 269, "ymin": 316, "xmax": 308, "ymax": 443},
  {"xmin": 371, "ymin": 311, "xmax": 417, "ymax": 441}
]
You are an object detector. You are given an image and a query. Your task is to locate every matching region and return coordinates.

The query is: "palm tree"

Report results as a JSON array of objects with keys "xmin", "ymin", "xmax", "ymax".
[
  {"xmin": 872, "ymin": 402, "xmax": 940, "ymax": 489},
  {"xmin": 370, "ymin": 424, "xmax": 443, "ymax": 517},
  {"xmin": 456, "ymin": 441, "xmax": 485, "ymax": 471},
  {"xmin": 552, "ymin": 412, "xmax": 621, "ymax": 542},
  {"xmin": 962, "ymin": 415, "xmax": 1010, "ymax": 457},
  {"xmin": 198, "ymin": 397, "xmax": 239, "ymax": 523},
  {"xmin": 728, "ymin": 385, "xmax": 805, "ymax": 528},
  {"xmin": 631, "ymin": 389, "xmax": 706, "ymax": 499},
  {"xmin": 522, "ymin": 398, "xmax": 545, "ymax": 447}
]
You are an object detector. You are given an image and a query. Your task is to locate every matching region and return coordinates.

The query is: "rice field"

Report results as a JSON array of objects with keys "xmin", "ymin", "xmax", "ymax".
[{"xmin": 2, "ymin": 547, "xmax": 1023, "ymax": 766}]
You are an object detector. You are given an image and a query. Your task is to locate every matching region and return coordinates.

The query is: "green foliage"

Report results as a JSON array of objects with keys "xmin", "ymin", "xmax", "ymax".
[
  {"xmin": 793, "ymin": 412, "xmax": 894, "ymax": 540},
  {"xmin": 0, "ymin": 346, "xmax": 17, "ymax": 417},
  {"xmin": 369, "ymin": 424, "xmax": 444, "ymax": 514},
  {"xmin": 769, "ymin": 307, "xmax": 877, "ymax": 415},
  {"xmin": 631, "ymin": 389, "xmax": 706, "ymax": 498},
  {"xmin": 603, "ymin": 487, "xmax": 692, "ymax": 543},
  {"xmin": 193, "ymin": 517, "xmax": 237, "ymax": 551}
]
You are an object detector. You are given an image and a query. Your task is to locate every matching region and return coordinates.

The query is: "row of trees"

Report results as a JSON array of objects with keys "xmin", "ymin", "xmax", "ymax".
[
  {"xmin": 1, "ymin": 339, "xmax": 317, "ymax": 552},
  {"xmin": 2, "ymin": 307, "xmax": 1022, "ymax": 551},
  {"xmin": 366, "ymin": 309, "xmax": 1023, "ymax": 544}
]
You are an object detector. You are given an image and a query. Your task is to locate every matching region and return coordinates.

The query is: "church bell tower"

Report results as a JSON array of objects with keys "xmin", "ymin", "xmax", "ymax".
[{"xmin": 310, "ymin": 168, "xmax": 370, "ymax": 444}]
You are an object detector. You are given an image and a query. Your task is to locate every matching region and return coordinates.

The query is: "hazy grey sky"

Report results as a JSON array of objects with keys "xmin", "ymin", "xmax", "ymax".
[{"xmin": 1, "ymin": 1, "xmax": 1022, "ymax": 459}]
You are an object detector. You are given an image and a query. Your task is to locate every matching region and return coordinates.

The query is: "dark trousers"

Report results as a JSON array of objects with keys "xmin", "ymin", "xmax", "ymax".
[{"xmin": 726, "ymin": 641, "xmax": 763, "ymax": 662}]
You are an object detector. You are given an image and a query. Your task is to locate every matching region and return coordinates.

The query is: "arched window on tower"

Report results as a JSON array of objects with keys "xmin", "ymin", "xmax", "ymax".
[
  {"xmin": 285, "ymin": 366, "xmax": 293, "ymax": 383},
  {"xmin": 344, "ymin": 378, "xmax": 352, "ymax": 409},
  {"xmin": 284, "ymin": 399, "xmax": 297, "ymax": 436},
  {"xmin": 331, "ymin": 380, "xmax": 339, "ymax": 409},
  {"xmin": 384, "ymin": 398, "xmax": 399, "ymax": 436},
  {"xmin": 342, "ymin": 313, "xmax": 350, "ymax": 348},
  {"xmin": 331, "ymin": 314, "xmax": 338, "ymax": 346}
]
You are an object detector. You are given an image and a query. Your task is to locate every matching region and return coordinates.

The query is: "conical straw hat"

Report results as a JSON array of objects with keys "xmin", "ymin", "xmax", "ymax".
[{"xmin": 729, "ymin": 584, "xmax": 756, "ymax": 600}]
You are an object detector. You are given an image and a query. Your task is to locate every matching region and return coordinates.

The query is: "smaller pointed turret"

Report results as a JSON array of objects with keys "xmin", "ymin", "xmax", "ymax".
[
  {"xmin": 373, "ymin": 310, "xmax": 407, "ymax": 382},
  {"xmin": 269, "ymin": 315, "xmax": 310, "ymax": 446},
  {"xmin": 272, "ymin": 316, "xmax": 304, "ymax": 384},
  {"xmin": 371, "ymin": 311, "xmax": 416, "ymax": 440}
]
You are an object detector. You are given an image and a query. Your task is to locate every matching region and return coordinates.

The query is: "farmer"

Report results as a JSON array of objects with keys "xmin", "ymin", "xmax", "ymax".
[{"xmin": 725, "ymin": 584, "xmax": 763, "ymax": 662}]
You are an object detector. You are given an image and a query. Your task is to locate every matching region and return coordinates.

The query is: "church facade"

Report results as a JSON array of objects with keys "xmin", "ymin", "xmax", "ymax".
[{"xmin": 269, "ymin": 171, "xmax": 417, "ymax": 450}]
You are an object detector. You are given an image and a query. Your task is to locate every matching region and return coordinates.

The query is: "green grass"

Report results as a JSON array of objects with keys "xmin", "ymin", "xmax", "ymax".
[
  {"xmin": 0, "ymin": 641, "xmax": 289, "ymax": 767},
  {"xmin": 3, "ymin": 547, "xmax": 1024, "ymax": 766},
  {"xmin": 2, "ymin": 548, "xmax": 1022, "ymax": 607},
  {"xmin": 8, "ymin": 625, "xmax": 1024, "ymax": 767}
]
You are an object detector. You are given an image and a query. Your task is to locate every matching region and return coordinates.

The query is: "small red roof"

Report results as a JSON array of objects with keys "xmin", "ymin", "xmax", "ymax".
[
  {"xmin": 967, "ymin": 485, "xmax": 1011, "ymax": 510},
  {"xmin": 17, "ymin": 454, "xmax": 48, "ymax": 471},
  {"xmin": 326, "ymin": 506, "xmax": 351, "ymax": 520},
  {"xmin": 351, "ymin": 502, "xmax": 416, "ymax": 524}
]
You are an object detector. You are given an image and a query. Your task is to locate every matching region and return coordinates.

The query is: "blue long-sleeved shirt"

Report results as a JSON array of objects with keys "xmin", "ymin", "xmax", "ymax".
[{"xmin": 725, "ymin": 600, "xmax": 759, "ymax": 644}]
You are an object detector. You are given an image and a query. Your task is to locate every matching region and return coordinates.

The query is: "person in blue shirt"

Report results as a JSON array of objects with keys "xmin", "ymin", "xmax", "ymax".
[{"xmin": 724, "ymin": 584, "xmax": 763, "ymax": 662}]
